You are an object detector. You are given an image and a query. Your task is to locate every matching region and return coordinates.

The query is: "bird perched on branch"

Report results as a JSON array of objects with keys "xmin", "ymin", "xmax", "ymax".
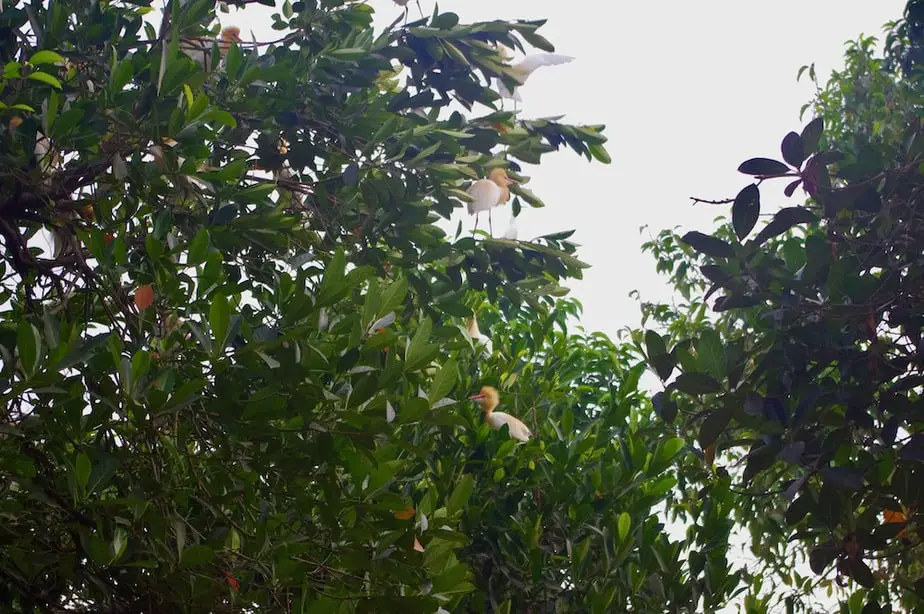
[
  {"xmin": 393, "ymin": 0, "xmax": 424, "ymax": 19},
  {"xmin": 496, "ymin": 53, "xmax": 575, "ymax": 102},
  {"xmin": 467, "ymin": 168, "xmax": 515, "ymax": 235},
  {"xmin": 469, "ymin": 386, "xmax": 532, "ymax": 442},
  {"xmin": 180, "ymin": 26, "xmax": 242, "ymax": 69}
]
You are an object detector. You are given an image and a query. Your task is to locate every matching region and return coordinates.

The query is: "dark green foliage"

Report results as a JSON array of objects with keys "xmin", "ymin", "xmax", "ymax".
[
  {"xmin": 639, "ymin": 11, "xmax": 924, "ymax": 610},
  {"xmin": 0, "ymin": 0, "xmax": 745, "ymax": 612}
]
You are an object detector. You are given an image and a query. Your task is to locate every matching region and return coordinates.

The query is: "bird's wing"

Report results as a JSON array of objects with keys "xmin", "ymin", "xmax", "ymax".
[
  {"xmin": 179, "ymin": 39, "xmax": 209, "ymax": 66},
  {"xmin": 489, "ymin": 413, "xmax": 531, "ymax": 441},
  {"xmin": 515, "ymin": 53, "xmax": 575, "ymax": 78},
  {"xmin": 509, "ymin": 417, "xmax": 532, "ymax": 442},
  {"xmin": 466, "ymin": 179, "xmax": 501, "ymax": 214}
]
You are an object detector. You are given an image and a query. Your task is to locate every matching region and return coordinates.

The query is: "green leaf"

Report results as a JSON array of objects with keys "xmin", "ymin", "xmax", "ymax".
[
  {"xmin": 697, "ymin": 406, "xmax": 733, "ymax": 448},
  {"xmin": 695, "ymin": 329, "xmax": 726, "ymax": 381},
  {"xmin": 680, "ymin": 231, "xmax": 734, "ymax": 259},
  {"xmin": 179, "ymin": 544, "xmax": 215, "ymax": 567},
  {"xmin": 731, "ymin": 184, "xmax": 760, "ymax": 241},
  {"xmin": 753, "ymin": 207, "xmax": 817, "ymax": 246},
  {"xmin": 110, "ymin": 59, "xmax": 134, "ymax": 92},
  {"xmin": 644, "ymin": 330, "xmax": 667, "ymax": 359},
  {"xmin": 27, "ymin": 71, "xmax": 63, "ymax": 89},
  {"xmin": 737, "ymin": 157, "xmax": 790, "ymax": 177},
  {"xmin": 188, "ymin": 228, "xmax": 210, "ymax": 265},
  {"xmin": 780, "ymin": 131, "xmax": 805, "ymax": 168},
  {"xmin": 75, "ymin": 453, "xmax": 91, "ymax": 491},
  {"xmin": 819, "ymin": 466, "xmax": 865, "ymax": 490},
  {"xmin": 209, "ymin": 293, "xmax": 231, "ymax": 350},
  {"xmin": 657, "ymin": 437, "xmax": 686, "ymax": 463},
  {"xmin": 51, "ymin": 108, "xmax": 85, "ymax": 140},
  {"xmin": 651, "ymin": 391, "xmax": 678, "ymax": 423},
  {"xmin": 617, "ymin": 512, "xmax": 631, "ymax": 542},
  {"xmin": 29, "ymin": 50, "xmax": 65, "ymax": 65},
  {"xmin": 447, "ymin": 474, "xmax": 474, "ymax": 515},
  {"xmin": 343, "ymin": 163, "xmax": 360, "ymax": 187},
  {"xmin": 561, "ymin": 406, "xmax": 574, "ymax": 435},
  {"xmin": 588, "ymin": 143, "xmax": 612, "ymax": 164},
  {"xmin": 317, "ymin": 249, "xmax": 347, "ymax": 306},
  {"xmin": 330, "ymin": 48, "xmax": 367, "ymax": 60},
  {"xmin": 16, "ymin": 321, "xmax": 42, "ymax": 376},
  {"xmin": 673, "ymin": 372, "xmax": 721, "ymax": 395},
  {"xmin": 801, "ymin": 117, "xmax": 824, "ymax": 156},
  {"xmin": 518, "ymin": 28, "xmax": 556, "ymax": 52},
  {"xmin": 131, "ymin": 350, "xmax": 152, "ymax": 387},
  {"xmin": 428, "ymin": 358, "xmax": 458, "ymax": 403},
  {"xmin": 380, "ymin": 277, "xmax": 408, "ymax": 315},
  {"xmin": 809, "ymin": 541, "xmax": 840, "ymax": 574},
  {"xmin": 87, "ymin": 457, "xmax": 119, "ymax": 494},
  {"xmin": 406, "ymin": 317, "xmax": 433, "ymax": 367},
  {"xmin": 847, "ymin": 558, "xmax": 875, "ymax": 589}
]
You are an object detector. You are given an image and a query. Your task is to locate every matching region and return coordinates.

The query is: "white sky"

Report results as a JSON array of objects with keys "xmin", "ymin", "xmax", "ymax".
[{"xmin": 217, "ymin": 0, "xmax": 907, "ymax": 340}]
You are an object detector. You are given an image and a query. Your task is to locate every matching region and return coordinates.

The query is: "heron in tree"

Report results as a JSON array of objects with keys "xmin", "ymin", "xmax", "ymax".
[
  {"xmin": 466, "ymin": 168, "xmax": 515, "ymax": 236},
  {"xmin": 469, "ymin": 386, "xmax": 532, "ymax": 443}
]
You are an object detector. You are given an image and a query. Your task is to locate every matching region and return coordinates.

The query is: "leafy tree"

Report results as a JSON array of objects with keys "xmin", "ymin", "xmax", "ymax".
[
  {"xmin": 0, "ymin": 0, "xmax": 735, "ymax": 612},
  {"xmin": 453, "ymin": 299, "xmax": 745, "ymax": 613},
  {"xmin": 638, "ymin": 8, "xmax": 924, "ymax": 612}
]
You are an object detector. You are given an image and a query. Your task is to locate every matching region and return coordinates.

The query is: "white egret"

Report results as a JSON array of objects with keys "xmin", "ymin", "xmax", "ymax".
[
  {"xmin": 469, "ymin": 386, "xmax": 532, "ymax": 442},
  {"xmin": 180, "ymin": 26, "xmax": 243, "ymax": 69},
  {"xmin": 466, "ymin": 168, "xmax": 515, "ymax": 235}
]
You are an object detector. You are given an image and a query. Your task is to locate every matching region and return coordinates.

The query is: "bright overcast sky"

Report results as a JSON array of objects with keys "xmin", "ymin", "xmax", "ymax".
[{"xmin": 215, "ymin": 1, "xmax": 908, "ymax": 339}]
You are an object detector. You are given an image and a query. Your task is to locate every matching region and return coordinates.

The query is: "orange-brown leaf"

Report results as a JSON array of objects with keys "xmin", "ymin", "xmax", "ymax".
[
  {"xmin": 394, "ymin": 507, "xmax": 416, "ymax": 521},
  {"xmin": 883, "ymin": 509, "xmax": 906, "ymax": 524},
  {"xmin": 224, "ymin": 571, "xmax": 239, "ymax": 592},
  {"xmin": 704, "ymin": 443, "xmax": 716, "ymax": 467},
  {"xmin": 413, "ymin": 536, "xmax": 424, "ymax": 552},
  {"xmin": 134, "ymin": 284, "xmax": 155, "ymax": 310}
]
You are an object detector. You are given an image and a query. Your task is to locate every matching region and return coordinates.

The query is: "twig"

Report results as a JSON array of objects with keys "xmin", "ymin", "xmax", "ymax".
[{"xmin": 690, "ymin": 196, "xmax": 735, "ymax": 206}]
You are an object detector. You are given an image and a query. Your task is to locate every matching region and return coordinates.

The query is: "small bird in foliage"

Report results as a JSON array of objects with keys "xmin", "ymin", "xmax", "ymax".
[
  {"xmin": 469, "ymin": 386, "xmax": 532, "ymax": 442},
  {"xmin": 496, "ymin": 53, "xmax": 575, "ymax": 102},
  {"xmin": 180, "ymin": 26, "xmax": 242, "ymax": 69},
  {"xmin": 467, "ymin": 168, "xmax": 515, "ymax": 235}
]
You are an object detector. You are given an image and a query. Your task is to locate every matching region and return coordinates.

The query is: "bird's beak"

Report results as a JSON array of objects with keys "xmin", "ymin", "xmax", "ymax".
[{"xmin": 468, "ymin": 394, "xmax": 486, "ymax": 401}]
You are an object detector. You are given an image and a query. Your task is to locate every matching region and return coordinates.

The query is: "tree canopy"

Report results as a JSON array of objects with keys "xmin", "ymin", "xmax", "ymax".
[
  {"xmin": 5, "ymin": 0, "xmax": 924, "ymax": 612},
  {"xmin": 0, "ymin": 0, "xmax": 717, "ymax": 612},
  {"xmin": 638, "ymin": 7, "xmax": 924, "ymax": 612}
]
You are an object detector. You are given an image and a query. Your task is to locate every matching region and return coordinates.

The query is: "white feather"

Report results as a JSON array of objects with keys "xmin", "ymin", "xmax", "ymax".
[
  {"xmin": 486, "ymin": 411, "xmax": 532, "ymax": 442},
  {"xmin": 466, "ymin": 179, "xmax": 504, "ymax": 214},
  {"xmin": 511, "ymin": 53, "xmax": 575, "ymax": 79},
  {"xmin": 496, "ymin": 53, "xmax": 575, "ymax": 101}
]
